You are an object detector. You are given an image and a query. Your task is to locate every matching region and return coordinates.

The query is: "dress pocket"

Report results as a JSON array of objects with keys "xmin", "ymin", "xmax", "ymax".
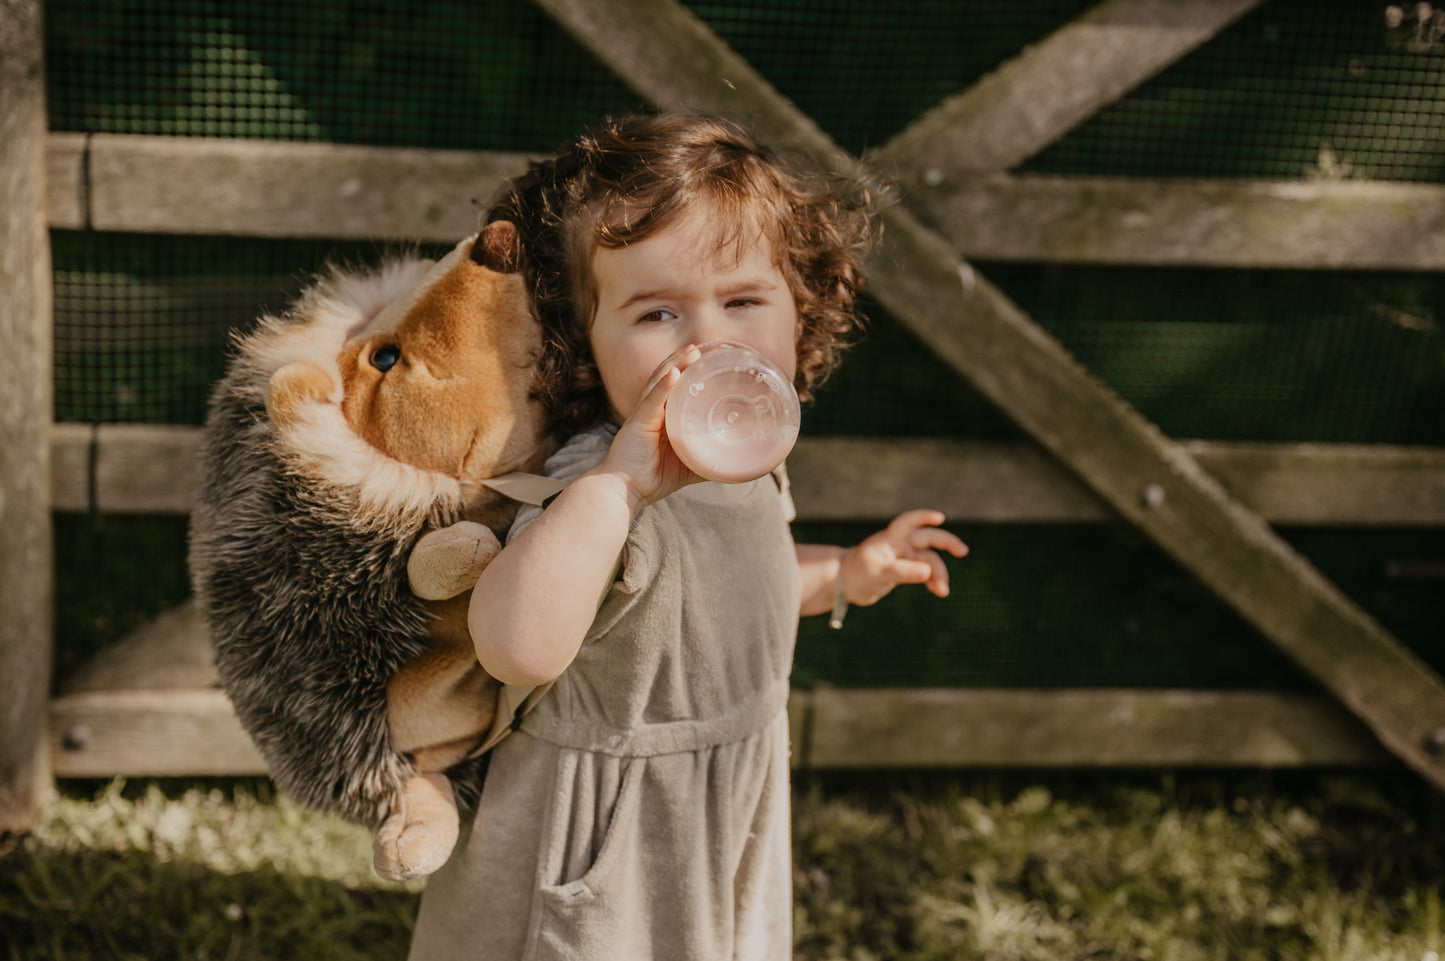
[
  {"xmin": 537, "ymin": 754, "xmax": 645, "ymax": 908},
  {"xmin": 529, "ymin": 756, "xmax": 649, "ymax": 960}
]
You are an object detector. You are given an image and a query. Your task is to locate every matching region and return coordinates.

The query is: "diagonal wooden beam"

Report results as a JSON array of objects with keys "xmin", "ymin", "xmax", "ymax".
[
  {"xmin": 871, "ymin": 0, "xmax": 1264, "ymax": 182},
  {"xmin": 527, "ymin": 0, "xmax": 853, "ymax": 180},
  {"xmin": 532, "ymin": 0, "xmax": 1445, "ymax": 791}
]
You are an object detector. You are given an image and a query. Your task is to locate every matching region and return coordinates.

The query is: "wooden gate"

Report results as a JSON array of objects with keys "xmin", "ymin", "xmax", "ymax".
[{"xmin": 4, "ymin": 0, "xmax": 1444, "ymax": 834}]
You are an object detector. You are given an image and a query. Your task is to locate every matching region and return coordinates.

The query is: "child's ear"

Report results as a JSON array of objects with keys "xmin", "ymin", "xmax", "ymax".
[{"xmin": 266, "ymin": 362, "xmax": 335, "ymax": 428}]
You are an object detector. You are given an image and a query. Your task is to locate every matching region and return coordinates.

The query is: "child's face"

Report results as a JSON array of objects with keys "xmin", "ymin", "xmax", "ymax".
[{"xmin": 588, "ymin": 205, "xmax": 799, "ymax": 423}]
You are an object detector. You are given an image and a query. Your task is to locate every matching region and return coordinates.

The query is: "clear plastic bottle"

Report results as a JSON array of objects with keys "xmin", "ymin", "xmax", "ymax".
[{"xmin": 659, "ymin": 340, "xmax": 801, "ymax": 483}]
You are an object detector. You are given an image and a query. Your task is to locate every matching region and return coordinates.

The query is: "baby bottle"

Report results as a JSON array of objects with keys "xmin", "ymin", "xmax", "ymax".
[{"xmin": 661, "ymin": 340, "xmax": 801, "ymax": 483}]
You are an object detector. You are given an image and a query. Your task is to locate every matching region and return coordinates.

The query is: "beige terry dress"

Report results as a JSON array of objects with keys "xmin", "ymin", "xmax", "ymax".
[{"xmin": 407, "ymin": 426, "xmax": 801, "ymax": 961}]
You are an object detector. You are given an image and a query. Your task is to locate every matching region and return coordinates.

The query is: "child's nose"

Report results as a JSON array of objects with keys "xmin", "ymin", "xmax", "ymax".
[{"xmin": 690, "ymin": 308, "xmax": 730, "ymax": 346}]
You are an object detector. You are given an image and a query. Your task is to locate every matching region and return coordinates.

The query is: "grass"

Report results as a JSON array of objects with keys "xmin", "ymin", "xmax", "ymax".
[
  {"xmin": 1, "ymin": 779, "xmax": 421, "ymax": 960},
  {"xmin": 2, "ymin": 773, "xmax": 1442, "ymax": 960}
]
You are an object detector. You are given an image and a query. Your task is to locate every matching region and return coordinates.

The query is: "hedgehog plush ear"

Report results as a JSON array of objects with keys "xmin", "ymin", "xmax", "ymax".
[
  {"xmin": 266, "ymin": 362, "xmax": 336, "ymax": 429},
  {"xmin": 470, "ymin": 220, "xmax": 521, "ymax": 274}
]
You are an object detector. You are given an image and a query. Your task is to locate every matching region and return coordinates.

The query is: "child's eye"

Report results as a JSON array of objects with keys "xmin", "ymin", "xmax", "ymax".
[
  {"xmin": 727, "ymin": 297, "xmax": 763, "ymax": 310},
  {"xmin": 636, "ymin": 308, "xmax": 676, "ymax": 325}
]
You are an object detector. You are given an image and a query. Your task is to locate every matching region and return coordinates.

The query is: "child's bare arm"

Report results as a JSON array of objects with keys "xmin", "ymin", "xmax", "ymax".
[
  {"xmin": 796, "ymin": 510, "xmax": 968, "ymax": 618},
  {"xmin": 468, "ymin": 366, "xmax": 701, "ymax": 687}
]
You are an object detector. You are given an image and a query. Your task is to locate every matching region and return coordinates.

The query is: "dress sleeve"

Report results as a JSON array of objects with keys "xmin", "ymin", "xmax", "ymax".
[
  {"xmin": 774, "ymin": 463, "xmax": 797, "ymax": 524},
  {"xmin": 505, "ymin": 427, "xmax": 615, "ymax": 544}
]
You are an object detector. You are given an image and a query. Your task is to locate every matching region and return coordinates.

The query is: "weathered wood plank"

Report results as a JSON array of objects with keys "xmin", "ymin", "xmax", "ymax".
[
  {"xmin": 50, "ymin": 423, "xmax": 204, "ymax": 514},
  {"xmin": 793, "ymin": 687, "xmax": 1388, "ymax": 769},
  {"xmin": 536, "ymin": 0, "xmax": 1445, "ymax": 791},
  {"xmin": 0, "ymin": 0, "xmax": 54, "ymax": 833},
  {"xmin": 50, "ymin": 689, "xmax": 264, "ymax": 778},
  {"xmin": 48, "ymin": 602, "xmax": 1391, "ymax": 774},
  {"xmin": 49, "ymin": 682, "xmax": 1387, "ymax": 778},
  {"xmin": 872, "ymin": 0, "xmax": 1263, "ymax": 179},
  {"xmin": 1181, "ymin": 441, "xmax": 1445, "ymax": 528},
  {"xmin": 913, "ymin": 173, "xmax": 1445, "ymax": 270},
  {"xmin": 61, "ymin": 601, "xmax": 216, "ymax": 694},
  {"xmin": 794, "ymin": 438, "xmax": 1445, "ymax": 526},
  {"xmin": 792, "ymin": 438, "xmax": 1445, "ymax": 527},
  {"xmin": 49, "ymin": 424, "xmax": 1445, "ymax": 526},
  {"xmin": 45, "ymin": 131, "xmax": 86, "ymax": 228},
  {"xmin": 789, "ymin": 437, "xmax": 1108, "ymax": 523},
  {"xmin": 43, "ymin": 135, "xmax": 1445, "ymax": 271},
  {"xmin": 46, "ymin": 133, "xmax": 530, "ymax": 241}
]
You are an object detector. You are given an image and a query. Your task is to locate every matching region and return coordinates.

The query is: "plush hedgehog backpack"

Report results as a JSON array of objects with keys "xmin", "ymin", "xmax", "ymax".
[{"xmin": 189, "ymin": 220, "xmax": 561, "ymax": 880}]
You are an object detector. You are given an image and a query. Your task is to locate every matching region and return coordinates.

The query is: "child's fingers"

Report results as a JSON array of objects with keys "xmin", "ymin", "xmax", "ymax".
[
  {"xmin": 635, "ymin": 364, "xmax": 681, "ymax": 427},
  {"xmin": 886, "ymin": 508, "xmax": 946, "ymax": 538},
  {"xmin": 671, "ymin": 343, "xmax": 703, "ymax": 374},
  {"xmin": 891, "ymin": 557, "xmax": 935, "ymax": 587},
  {"xmin": 919, "ymin": 550, "xmax": 952, "ymax": 597},
  {"xmin": 908, "ymin": 526, "xmax": 969, "ymax": 559}
]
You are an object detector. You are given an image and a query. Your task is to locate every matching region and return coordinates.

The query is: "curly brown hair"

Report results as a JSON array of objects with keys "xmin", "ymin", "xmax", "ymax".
[{"xmin": 487, "ymin": 112, "xmax": 878, "ymax": 439}]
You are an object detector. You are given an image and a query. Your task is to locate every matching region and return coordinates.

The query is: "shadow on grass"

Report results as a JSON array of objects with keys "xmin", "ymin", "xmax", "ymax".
[
  {"xmin": 791, "ymin": 770, "xmax": 1445, "ymax": 961},
  {"xmin": 0, "ymin": 841, "xmax": 420, "ymax": 961}
]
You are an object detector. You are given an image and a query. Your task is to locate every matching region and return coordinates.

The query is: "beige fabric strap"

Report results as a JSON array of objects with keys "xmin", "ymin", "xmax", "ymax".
[{"xmin": 477, "ymin": 471, "xmax": 567, "ymax": 507}]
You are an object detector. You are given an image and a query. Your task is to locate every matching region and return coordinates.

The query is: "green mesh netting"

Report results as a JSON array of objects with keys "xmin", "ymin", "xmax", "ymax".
[
  {"xmin": 1025, "ymin": 0, "xmax": 1445, "ymax": 182},
  {"xmin": 44, "ymin": 0, "xmax": 1445, "ymax": 690}
]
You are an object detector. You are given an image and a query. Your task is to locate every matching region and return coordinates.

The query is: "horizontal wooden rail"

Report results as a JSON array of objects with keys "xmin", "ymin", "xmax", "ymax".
[
  {"xmin": 795, "ymin": 686, "xmax": 1387, "ymax": 770},
  {"xmin": 52, "ymin": 688, "xmax": 266, "ymax": 778},
  {"xmin": 49, "ymin": 423, "xmax": 1445, "ymax": 526},
  {"xmin": 51, "ymin": 685, "xmax": 1387, "ymax": 777},
  {"xmin": 45, "ymin": 133, "xmax": 1445, "ymax": 270},
  {"xmin": 50, "ymin": 602, "xmax": 1387, "ymax": 777},
  {"xmin": 908, "ymin": 173, "xmax": 1445, "ymax": 271},
  {"xmin": 46, "ymin": 132, "xmax": 529, "ymax": 242}
]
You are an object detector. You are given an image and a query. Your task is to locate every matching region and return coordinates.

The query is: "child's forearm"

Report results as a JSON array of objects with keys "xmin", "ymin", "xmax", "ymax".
[
  {"xmin": 796, "ymin": 543, "xmax": 845, "ymax": 617},
  {"xmin": 468, "ymin": 467, "xmax": 638, "ymax": 687}
]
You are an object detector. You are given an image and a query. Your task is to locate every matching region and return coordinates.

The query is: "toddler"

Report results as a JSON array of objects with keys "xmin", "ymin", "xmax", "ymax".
[{"xmin": 407, "ymin": 113, "xmax": 966, "ymax": 961}]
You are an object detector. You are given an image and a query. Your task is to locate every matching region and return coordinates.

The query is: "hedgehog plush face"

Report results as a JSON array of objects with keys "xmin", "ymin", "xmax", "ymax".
[
  {"xmin": 262, "ymin": 220, "xmax": 546, "ymax": 531},
  {"xmin": 338, "ymin": 223, "xmax": 540, "ymax": 479}
]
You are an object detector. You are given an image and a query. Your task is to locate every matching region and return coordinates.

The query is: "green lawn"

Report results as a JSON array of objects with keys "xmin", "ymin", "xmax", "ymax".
[{"xmin": 2, "ymin": 773, "xmax": 1441, "ymax": 960}]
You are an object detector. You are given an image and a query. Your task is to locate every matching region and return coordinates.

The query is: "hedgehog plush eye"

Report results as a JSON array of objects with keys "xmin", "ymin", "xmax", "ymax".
[{"xmin": 371, "ymin": 344, "xmax": 401, "ymax": 372}]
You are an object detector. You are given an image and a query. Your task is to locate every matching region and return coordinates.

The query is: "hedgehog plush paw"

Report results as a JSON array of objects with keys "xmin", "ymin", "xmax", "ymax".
[
  {"xmin": 372, "ymin": 772, "xmax": 461, "ymax": 881},
  {"xmin": 407, "ymin": 521, "xmax": 502, "ymax": 600}
]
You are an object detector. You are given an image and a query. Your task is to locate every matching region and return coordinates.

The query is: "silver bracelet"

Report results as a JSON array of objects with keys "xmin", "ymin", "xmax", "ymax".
[{"xmin": 828, "ymin": 578, "xmax": 848, "ymax": 630}]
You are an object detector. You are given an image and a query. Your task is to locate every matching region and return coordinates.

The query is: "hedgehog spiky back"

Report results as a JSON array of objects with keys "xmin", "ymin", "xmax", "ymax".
[{"xmin": 189, "ymin": 254, "xmax": 472, "ymax": 827}]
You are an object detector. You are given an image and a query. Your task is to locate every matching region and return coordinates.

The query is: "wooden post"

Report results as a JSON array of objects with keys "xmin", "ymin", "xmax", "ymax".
[{"xmin": 0, "ymin": 0, "xmax": 54, "ymax": 834}]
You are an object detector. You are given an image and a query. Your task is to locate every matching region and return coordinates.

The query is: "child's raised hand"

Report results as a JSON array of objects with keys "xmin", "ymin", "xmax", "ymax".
[
  {"xmin": 596, "ymin": 348, "xmax": 705, "ymax": 510},
  {"xmin": 840, "ymin": 509, "xmax": 968, "ymax": 604}
]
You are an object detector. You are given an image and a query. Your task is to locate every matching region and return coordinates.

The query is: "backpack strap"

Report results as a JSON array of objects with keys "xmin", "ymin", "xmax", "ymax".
[
  {"xmin": 461, "ymin": 471, "xmax": 567, "ymax": 758},
  {"xmin": 476, "ymin": 471, "xmax": 566, "ymax": 507}
]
